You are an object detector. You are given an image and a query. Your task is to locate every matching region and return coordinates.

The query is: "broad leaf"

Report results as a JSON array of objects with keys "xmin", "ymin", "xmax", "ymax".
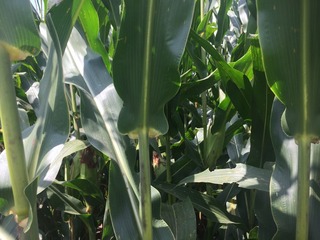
[
  {"xmin": 63, "ymin": 26, "xmax": 142, "ymax": 236},
  {"xmin": 0, "ymin": 16, "xmax": 82, "ymax": 218},
  {"xmin": 161, "ymin": 198, "xmax": 197, "ymax": 240},
  {"xmin": 269, "ymin": 99, "xmax": 320, "ymax": 239},
  {"xmin": 0, "ymin": 0, "xmax": 40, "ymax": 60},
  {"xmin": 257, "ymin": 0, "xmax": 320, "ymax": 139},
  {"xmin": 113, "ymin": 0, "xmax": 195, "ymax": 138}
]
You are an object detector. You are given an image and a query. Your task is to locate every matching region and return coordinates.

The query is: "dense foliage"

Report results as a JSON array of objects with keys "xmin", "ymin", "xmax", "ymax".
[{"xmin": 1, "ymin": 0, "xmax": 319, "ymax": 239}]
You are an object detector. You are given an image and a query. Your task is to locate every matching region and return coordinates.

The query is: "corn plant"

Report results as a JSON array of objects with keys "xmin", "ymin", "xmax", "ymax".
[
  {"xmin": 257, "ymin": 1, "xmax": 320, "ymax": 239},
  {"xmin": 2, "ymin": 0, "xmax": 320, "ymax": 239}
]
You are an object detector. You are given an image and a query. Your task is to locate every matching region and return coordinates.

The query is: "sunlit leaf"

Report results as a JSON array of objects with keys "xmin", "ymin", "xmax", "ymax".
[
  {"xmin": 179, "ymin": 163, "xmax": 271, "ymax": 192},
  {"xmin": 63, "ymin": 26, "xmax": 141, "ymax": 237},
  {"xmin": 79, "ymin": 0, "xmax": 111, "ymax": 71}
]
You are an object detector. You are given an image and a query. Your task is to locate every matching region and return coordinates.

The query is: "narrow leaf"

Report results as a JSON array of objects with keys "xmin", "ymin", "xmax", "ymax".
[
  {"xmin": 157, "ymin": 183, "xmax": 242, "ymax": 224},
  {"xmin": 179, "ymin": 163, "xmax": 271, "ymax": 192}
]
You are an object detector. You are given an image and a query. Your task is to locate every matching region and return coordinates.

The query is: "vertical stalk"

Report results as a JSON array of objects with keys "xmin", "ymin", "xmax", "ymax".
[
  {"xmin": 0, "ymin": 45, "xmax": 29, "ymax": 222},
  {"xmin": 165, "ymin": 134, "xmax": 172, "ymax": 185},
  {"xmin": 295, "ymin": 136, "xmax": 310, "ymax": 240},
  {"xmin": 199, "ymin": 3, "xmax": 214, "ymax": 237},
  {"xmin": 70, "ymin": 85, "xmax": 80, "ymax": 139},
  {"xmin": 296, "ymin": 2, "xmax": 311, "ymax": 238},
  {"xmin": 139, "ymin": 129, "xmax": 152, "ymax": 240},
  {"xmin": 139, "ymin": 0, "xmax": 155, "ymax": 238},
  {"xmin": 165, "ymin": 132, "xmax": 173, "ymax": 204},
  {"xmin": 67, "ymin": 84, "xmax": 79, "ymax": 240},
  {"xmin": 200, "ymin": 0, "xmax": 207, "ymax": 142}
]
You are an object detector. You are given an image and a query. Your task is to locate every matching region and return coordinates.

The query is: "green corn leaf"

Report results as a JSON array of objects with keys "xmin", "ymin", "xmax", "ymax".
[
  {"xmin": 257, "ymin": 1, "xmax": 320, "ymax": 140},
  {"xmin": 161, "ymin": 198, "xmax": 197, "ymax": 240},
  {"xmin": 157, "ymin": 183, "xmax": 243, "ymax": 225},
  {"xmin": 0, "ymin": 15, "xmax": 86, "ymax": 236},
  {"xmin": 47, "ymin": 0, "xmax": 85, "ymax": 54},
  {"xmin": 63, "ymin": 26, "xmax": 143, "ymax": 237},
  {"xmin": 215, "ymin": 0, "xmax": 232, "ymax": 46},
  {"xmin": 179, "ymin": 163, "xmax": 272, "ymax": 192},
  {"xmin": 190, "ymin": 30, "xmax": 253, "ymax": 120},
  {"xmin": 113, "ymin": 0, "xmax": 195, "ymax": 139},
  {"xmin": 0, "ymin": 0, "xmax": 40, "ymax": 60},
  {"xmin": 270, "ymin": 99, "xmax": 320, "ymax": 239},
  {"xmin": 109, "ymin": 161, "xmax": 141, "ymax": 239},
  {"xmin": 79, "ymin": 0, "xmax": 111, "ymax": 72}
]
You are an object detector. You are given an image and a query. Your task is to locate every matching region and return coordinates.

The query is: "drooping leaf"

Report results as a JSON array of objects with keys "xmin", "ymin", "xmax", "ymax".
[
  {"xmin": 196, "ymin": 10, "xmax": 216, "ymax": 40},
  {"xmin": 257, "ymin": 0, "xmax": 320, "ymax": 139},
  {"xmin": 269, "ymin": 99, "xmax": 297, "ymax": 239},
  {"xmin": 154, "ymin": 155, "xmax": 200, "ymax": 184},
  {"xmin": 63, "ymin": 26, "xmax": 142, "ymax": 236},
  {"xmin": 24, "ymin": 18, "xmax": 69, "ymax": 182},
  {"xmin": 113, "ymin": 0, "xmax": 195, "ymax": 138},
  {"xmin": 63, "ymin": 26, "xmax": 138, "ymax": 193},
  {"xmin": 60, "ymin": 178, "xmax": 104, "ymax": 204}
]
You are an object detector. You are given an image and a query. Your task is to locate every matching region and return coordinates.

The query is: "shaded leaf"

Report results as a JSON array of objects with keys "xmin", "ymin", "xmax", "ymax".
[
  {"xmin": 0, "ymin": 0, "xmax": 40, "ymax": 60},
  {"xmin": 161, "ymin": 198, "xmax": 197, "ymax": 240},
  {"xmin": 109, "ymin": 161, "xmax": 141, "ymax": 239},
  {"xmin": 215, "ymin": 0, "xmax": 232, "ymax": 46},
  {"xmin": 257, "ymin": 0, "xmax": 320, "ymax": 139},
  {"xmin": 191, "ymin": 30, "xmax": 253, "ymax": 119},
  {"xmin": 113, "ymin": 0, "xmax": 195, "ymax": 138},
  {"xmin": 157, "ymin": 183, "xmax": 242, "ymax": 224}
]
